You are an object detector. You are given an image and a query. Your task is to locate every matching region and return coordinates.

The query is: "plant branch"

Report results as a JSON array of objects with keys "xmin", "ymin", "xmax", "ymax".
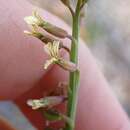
[{"xmin": 68, "ymin": 6, "xmax": 75, "ymax": 17}]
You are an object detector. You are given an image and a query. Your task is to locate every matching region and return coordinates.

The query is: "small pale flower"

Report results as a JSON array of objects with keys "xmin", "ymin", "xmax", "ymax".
[
  {"xmin": 27, "ymin": 99, "xmax": 45, "ymax": 110},
  {"xmin": 27, "ymin": 96, "xmax": 67, "ymax": 110},
  {"xmin": 24, "ymin": 11, "xmax": 69, "ymax": 38},
  {"xmin": 44, "ymin": 41, "xmax": 60, "ymax": 59},
  {"xmin": 44, "ymin": 41, "xmax": 60, "ymax": 69},
  {"xmin": 44, "ymin": 41, "xmax": 77, "ymax": 72},
  {"xmin": 24, "ymin": 11, "xmax": 43, "ymax": 26}
]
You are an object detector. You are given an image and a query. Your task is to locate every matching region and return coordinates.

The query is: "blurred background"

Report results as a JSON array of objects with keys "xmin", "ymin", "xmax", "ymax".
[{"xmin": 28, "ymin": 0, "xmax": 130, "ymax": 115}]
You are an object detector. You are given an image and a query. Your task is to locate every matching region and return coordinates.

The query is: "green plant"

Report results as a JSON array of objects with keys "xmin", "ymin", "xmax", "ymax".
[{"xmin": 24, "ymin": 0, "xmax": 88, "ymax": 130}]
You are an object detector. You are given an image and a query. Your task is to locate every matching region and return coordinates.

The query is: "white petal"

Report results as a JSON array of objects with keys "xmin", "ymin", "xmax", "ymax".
[
  {"xmin": 24, "ymin": 30, "xmax": 32, "ymax": 35},
  {"xmin": 44, "ymin": 42, "xmax": 52, "ymax": 55},
  {"xmin": 44, "ymin": 58, "xmax": 57, "ymax": 69},
  {"xmin": 24, "ymin": 16, "xmax": 38, "ymax": 25}
]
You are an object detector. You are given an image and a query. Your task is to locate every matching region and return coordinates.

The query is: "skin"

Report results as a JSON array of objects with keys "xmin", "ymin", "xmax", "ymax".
[{"xmin": 0, "ymin": 0, "xmax": 130, "ymax": 130}]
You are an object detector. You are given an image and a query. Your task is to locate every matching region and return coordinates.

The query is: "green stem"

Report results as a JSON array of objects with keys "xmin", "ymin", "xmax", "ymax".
[{"xmin": 65, "ymin": 1, "xmax": 81, "ymax": 130}]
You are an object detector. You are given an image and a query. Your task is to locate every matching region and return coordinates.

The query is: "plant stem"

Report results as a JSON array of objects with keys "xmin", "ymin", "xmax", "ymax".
[{"xmin": 65, "ymin": 1, "xmax": 81, "ymax": 130}]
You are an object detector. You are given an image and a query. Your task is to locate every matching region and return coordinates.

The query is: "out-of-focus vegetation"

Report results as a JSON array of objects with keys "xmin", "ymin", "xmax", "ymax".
[{"xmin": 29, "ymin": 0, "xmax": 130, "ymax": 116}]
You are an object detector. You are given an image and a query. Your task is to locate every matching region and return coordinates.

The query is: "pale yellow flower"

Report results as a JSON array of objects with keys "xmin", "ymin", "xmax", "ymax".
[
  {"xmin": 24, "ymin": 11, "xmax": 43, "ymax": 26},
  {"xmin": 24, "ymin": 11, "xmax": 69, "ymax": 39},
  {"xmin": 27, "ymin": 96, "xmax": 66, "ymax": 110},
  {"xmin": 44, "ymin": 41, "xmax": 60, "ymax": 69},
  {"xmin": 44, "ymin": 41, "xmax": 77, "ymax": 72}
]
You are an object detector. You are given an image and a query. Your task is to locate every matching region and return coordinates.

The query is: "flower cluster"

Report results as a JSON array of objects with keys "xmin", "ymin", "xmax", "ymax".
[
  {"xmin": 24, "ymin": 10, "xmax": 77, "ymax": 130},
  {"xmin": 24, "ymin": 1, "xmax": 88, "ymax": 130}
]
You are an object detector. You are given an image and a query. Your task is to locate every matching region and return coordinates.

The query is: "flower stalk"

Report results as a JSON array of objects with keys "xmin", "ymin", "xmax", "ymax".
[
  {"xmin": 24, "ymin": 1, "xmax": 87, "ymax": 130},
  {"xmin": 64, "ymin": 1, "xmax": 83, "ymax": 130}
]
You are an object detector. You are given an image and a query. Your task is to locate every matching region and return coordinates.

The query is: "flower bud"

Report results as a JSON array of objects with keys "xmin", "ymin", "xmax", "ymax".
[{"xmin": 24, "ymin": 11, "xmax": 43, "ymax": 26}]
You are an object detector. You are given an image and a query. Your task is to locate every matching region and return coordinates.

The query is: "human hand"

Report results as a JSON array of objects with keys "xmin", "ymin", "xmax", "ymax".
[{"xmin": 0, "ymin": 0, "xmax": 130, "ymax": 130}]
